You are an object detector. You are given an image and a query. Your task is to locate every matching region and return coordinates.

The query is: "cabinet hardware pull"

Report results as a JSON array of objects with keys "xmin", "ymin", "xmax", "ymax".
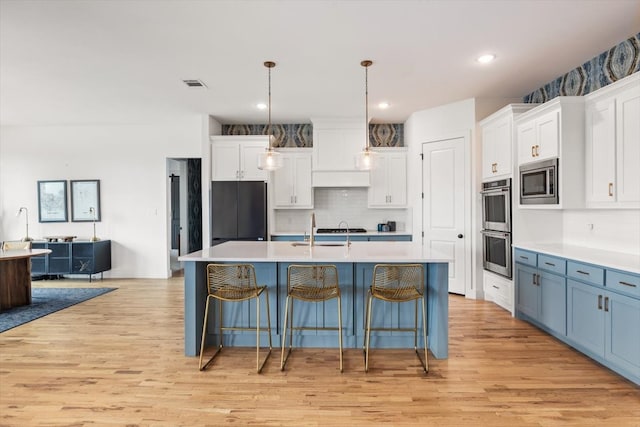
[
  {"xmin": 544, "ymin": 262, "xmax": 555, "ymax": 267},
  {"xmin": 520, "ymin": 255, "xmax": 529, "ymax": 260},
  {"xmin": 492, "ymin": 285, "xmax": 499, "ymax": 289},
  {"xmin": 598, "ymin": 295, "xmax": 602, "ymax": 310},
  {"xmin": 535, "ymin": 145, "xmax": 540, "ymax": 156},
  {"xmin": 576, "ymin": 270, "xmax": 590, "ymax": 275},
  {"xmin": 537, "ymin": 274, "xmax": 541, "ymax": 285},
  {"xmin": 532, "ymin": 273, "xmax": 537, "ymax": 285},
  {"xmin": 608, "ymin": 183, "xmax": 613, "ymax": 197},
  {"xmin": 531, "ymin": 146, "xmax": 535, "ymax": 157},
  {"xmin": 604, "ymin": 296, "xmax": 609, "ymax": 312},
  {"xmin": 619, "ymin": 281, "xmax": 637, "ymax": 288}
]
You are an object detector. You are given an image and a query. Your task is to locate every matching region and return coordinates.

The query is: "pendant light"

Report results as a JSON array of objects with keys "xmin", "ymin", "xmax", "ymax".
[
  {"xmin": 356, "ymin": 59, "xmax": 376, "ymax": 170},
  {"xmin": 257, "ymin": 60, "xmax": 283, "ymax": 171}
]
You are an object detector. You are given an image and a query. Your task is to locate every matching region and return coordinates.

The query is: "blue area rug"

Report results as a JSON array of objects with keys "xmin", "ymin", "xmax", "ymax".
[{"xmin": 0, "ymin": 287, "xmax": 116, "ymax": 333}]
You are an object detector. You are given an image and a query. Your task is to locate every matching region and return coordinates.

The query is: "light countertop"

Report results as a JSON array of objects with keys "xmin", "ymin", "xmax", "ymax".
[
  {"xmin": 179, "ymin": 241, "xmax": 450, "ymax": 264},
  {"xmin": 513, "ymin": 242, "xmax": 640, "ymax": 274},
  {"xmin": 270, "ymin": 231, "xmax": 412, "ymax": 237},
  {"xmin": 0, "ymin": 249, "xmax": 51, "ymax": 261}
]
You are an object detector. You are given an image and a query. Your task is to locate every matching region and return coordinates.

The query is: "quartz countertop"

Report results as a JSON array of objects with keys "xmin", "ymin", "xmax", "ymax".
[
  {"xmin": 513, "ymin": 242, "xmax": 640, "ymax": 274},
  {"xmin": 270, "ymin": 230, "xmax": 412, "ymax": 237},
  {"xmin": 179, "ymin": 241, "xmax": 450, "ymax": 263}
]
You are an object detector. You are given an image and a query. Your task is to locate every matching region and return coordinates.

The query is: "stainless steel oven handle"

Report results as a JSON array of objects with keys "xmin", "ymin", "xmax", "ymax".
[
  {"xmin": 480, "ymin": 188, "xmax": 510, "ymax": 195},
  {"xmin": 480, "ymin": 230, "xmax": 510, "ymax": 237}
]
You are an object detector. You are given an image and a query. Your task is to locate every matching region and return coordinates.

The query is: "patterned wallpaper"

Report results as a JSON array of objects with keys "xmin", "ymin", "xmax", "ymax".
[
  {"xmin": 222, "ymin": 123, "xmax": 404, "ymax": 147},
  {"xmin": 524, "ymin": 32, "xmax": 640, "ymax": 103}
]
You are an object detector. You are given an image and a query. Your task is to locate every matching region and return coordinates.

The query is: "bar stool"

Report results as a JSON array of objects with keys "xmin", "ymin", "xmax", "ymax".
[
  {"xmin": 364, "ymin": 263, "xmax": 428, "ymax": 373},
  {"xmin": 281, "ymin": 264, "xmax": 343, "ymax": 372},
  {"xmin": 199, "ymin": 263, "xmax": 273, "ymax": 373}
]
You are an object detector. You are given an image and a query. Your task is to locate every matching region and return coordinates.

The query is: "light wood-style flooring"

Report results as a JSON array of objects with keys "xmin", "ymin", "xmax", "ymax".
[{"xmin": 1, "ymin": 278, "xmax": 638, "ymax": 426}]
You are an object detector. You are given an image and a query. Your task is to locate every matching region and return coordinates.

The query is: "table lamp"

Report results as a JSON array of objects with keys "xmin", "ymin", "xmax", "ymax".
[
  {"xmin": 89, "ymin": 207, "xmax": 100, "ymax": 242},
  {"xmin": 16, "ymin": 207, "xmax": 32, "ymax": 242}
]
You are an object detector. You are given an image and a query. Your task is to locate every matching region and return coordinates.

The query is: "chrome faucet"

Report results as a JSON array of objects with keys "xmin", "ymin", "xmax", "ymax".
[
  {"xmin": 309, "ymin": 212, "xmax": 316, "ymax": 246},
  {"xmin": 338, "ymin": 220, "xmax": 350, "ymax": 246}
]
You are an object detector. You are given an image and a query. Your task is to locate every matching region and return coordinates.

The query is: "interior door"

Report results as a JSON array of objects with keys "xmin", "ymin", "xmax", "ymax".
[{"xmin": 422, "ymin": 138, "xmax": 466, "ymax": 295}]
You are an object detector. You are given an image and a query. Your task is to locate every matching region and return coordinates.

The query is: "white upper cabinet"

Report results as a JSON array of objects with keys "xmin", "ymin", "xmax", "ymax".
[
  {"xmin": 368, "ymin": 149, "xmax": 407, "ymax": 208},
  {"xmin": 272, "ymin": 150, "xmax": 313, "ymax": 209},
  {"xmin": 515, "ymin": 97, "xmax": 585, "ymax": 209},
  {"xmin": 480, "ymin": 104, "xmax": 536, "ymax": 181},
  {"xmin": 585, "ymin": 73, "xmax": 640, "ymax": 208},
  {"xmin": 210, "ymin": 136, "xmax": 269, "ymax": 181},
  {"xmin": 517, "ymin": 110, "xmax": 560, "ymax": 165}
]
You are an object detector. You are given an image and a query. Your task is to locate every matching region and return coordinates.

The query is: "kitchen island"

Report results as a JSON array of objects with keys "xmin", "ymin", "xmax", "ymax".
[{"xmin": 179, "ymin": 241, "xmax": 451, "ymax": 359}]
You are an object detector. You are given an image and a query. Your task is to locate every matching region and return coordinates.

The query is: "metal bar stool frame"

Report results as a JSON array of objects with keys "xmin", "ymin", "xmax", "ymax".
[
  {"xmin": 364, "ymin": 263, "xmax": 428, "ymax": 374},
  {"xmin": 199, "ymin": 263, "xmax": 273, "ymax": 373},
  {"xmin": 281, "ymin": 264, "xmax": 343, "ymax": 373}
]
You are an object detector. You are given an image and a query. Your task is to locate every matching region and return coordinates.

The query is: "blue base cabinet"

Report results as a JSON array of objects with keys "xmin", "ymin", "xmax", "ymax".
[
  {"xmin": 516, "ymin": 248, "xmax": 640, "ymax": 385},
  {"xmin": 515, "ymin": 250, "xmax": 567, "ymax": 337},
  {"xmin": 567, "ymin": 279, "xmax": 640, "ymax": 379}
]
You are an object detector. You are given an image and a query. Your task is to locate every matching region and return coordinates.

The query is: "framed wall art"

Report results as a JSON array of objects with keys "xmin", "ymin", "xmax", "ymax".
[
  {"xmin": 37, "ymin": 180, "xmax": 68, "ymax": 222},
  {"xmin": 70, "ymin": 179, "xmax": 101, "ymax": 222}
]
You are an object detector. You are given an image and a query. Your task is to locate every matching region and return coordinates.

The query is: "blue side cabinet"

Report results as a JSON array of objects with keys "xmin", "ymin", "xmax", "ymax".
[
  {"xmin": 516, "ymin": 248, "xmax": 640, "ymax": 385},
  {"xmin": 514, "ymin": 249, "xmax": 567, "ymax": 336}
]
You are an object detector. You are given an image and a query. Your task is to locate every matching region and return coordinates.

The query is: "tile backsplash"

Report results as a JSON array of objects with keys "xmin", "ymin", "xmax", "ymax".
[{"xmin": 274, "ymin": 188, "xmax": 409, "ymax": 233}]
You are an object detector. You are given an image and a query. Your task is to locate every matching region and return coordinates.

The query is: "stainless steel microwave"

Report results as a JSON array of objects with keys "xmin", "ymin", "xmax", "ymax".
[{"xmin": 519, "ymin": 158, "xmax": 558, "ymax": 205}]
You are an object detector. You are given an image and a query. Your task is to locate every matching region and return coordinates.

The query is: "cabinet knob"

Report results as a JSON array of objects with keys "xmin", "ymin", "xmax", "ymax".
[{"xmin": 457, "ymin": 234, "xmax": 463, "ymax": 239}]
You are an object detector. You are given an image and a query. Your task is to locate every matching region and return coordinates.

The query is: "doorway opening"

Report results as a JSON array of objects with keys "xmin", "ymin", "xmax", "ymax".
[{"xmin": 167, "ymin": 158, "xmax": 202, "ymax": 277}]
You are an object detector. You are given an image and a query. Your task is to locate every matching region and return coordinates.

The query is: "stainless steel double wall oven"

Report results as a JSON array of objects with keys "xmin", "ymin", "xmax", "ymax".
[{"xmin": 481, "ymin": 178, "xmax": 512, "ymax": 278}]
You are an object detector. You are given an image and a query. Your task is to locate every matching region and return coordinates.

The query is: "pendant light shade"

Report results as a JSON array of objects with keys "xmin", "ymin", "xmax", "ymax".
[
  {"xmin": 356, "ymin": 59, "xmax": 376, "ymax": 171},
  {"xmin": 257, "ymin": 60, "xmax": 282, "ymax": 171}
]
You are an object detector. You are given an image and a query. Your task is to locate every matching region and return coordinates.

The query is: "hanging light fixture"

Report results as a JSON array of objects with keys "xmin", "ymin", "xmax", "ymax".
[
  {"xmin": 257, "ymin": 60, "xmax": 283, "ymax": 171},
  {"xmin": 356, "ymin": 59, "xmax": 376, "ymax": 170}
]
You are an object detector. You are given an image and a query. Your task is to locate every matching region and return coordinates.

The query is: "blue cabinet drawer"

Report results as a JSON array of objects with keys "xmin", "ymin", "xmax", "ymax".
[
  {"xmin": 567, "ymin": 261, "xmax": 604, "ymax": 286},
  {"xmin": 538, "ymin": 254, "xmax": 566, "ymax": 275},
  {"xmin": 514, "ymin": 249, "xmax": 537, "ymax": 267},
  {"xmin": 607, "ymin": 270, "xmax": 640, "ymax": 298}
]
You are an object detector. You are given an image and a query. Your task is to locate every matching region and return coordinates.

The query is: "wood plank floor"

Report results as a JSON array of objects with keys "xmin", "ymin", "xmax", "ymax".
[{"xmin": 1, "ymin": 278, "xmax": 638, "ymax": 426}]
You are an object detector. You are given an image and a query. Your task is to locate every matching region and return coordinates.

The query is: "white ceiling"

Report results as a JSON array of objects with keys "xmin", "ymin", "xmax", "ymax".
[{"xmin": 1, "ymin": 0, "xmax": 639, "ymax": 127}]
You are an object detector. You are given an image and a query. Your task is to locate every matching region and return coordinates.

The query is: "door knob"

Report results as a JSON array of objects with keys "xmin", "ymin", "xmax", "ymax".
[{"xmin": 457, "ymin": 234, "xmax": 463, "ymax": 239}]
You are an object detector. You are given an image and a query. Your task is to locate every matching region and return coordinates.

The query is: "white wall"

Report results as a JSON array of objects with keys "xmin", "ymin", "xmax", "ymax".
[
  {"xmin": 405, "ymin": 99, "xmax": 476, "ymax": 295},
  {"xmin": 563, "ymin": 209, "xmax": 640, "ymax": 255},
  {"xmin": 273, "ymin": 188, "xmax": 409, "ymax": 234},
  {"xmin": 0, "ymin": 118, "xmax": 202, "ymax": 278}
]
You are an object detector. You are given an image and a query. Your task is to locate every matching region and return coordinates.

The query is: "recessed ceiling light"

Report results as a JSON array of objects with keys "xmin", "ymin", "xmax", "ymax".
[
  {"xmin": 378, "ymin": 102, "xmax": 390, "ymax": 109},
  {"xmin": 256, "ymin": 103, "xmax": 267, "ymax": 110},
  {"xmin": 477, "ymin": 54, "xmax": 496, "ymax": 64}
]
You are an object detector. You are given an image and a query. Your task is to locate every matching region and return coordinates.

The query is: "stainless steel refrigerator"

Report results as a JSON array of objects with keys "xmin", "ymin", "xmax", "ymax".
[{"xmin": 210, "ymin": 181, "xmax": 267, "ymax": 246}]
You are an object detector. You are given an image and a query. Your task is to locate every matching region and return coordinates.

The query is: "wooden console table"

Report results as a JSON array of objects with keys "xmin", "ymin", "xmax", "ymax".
[{"xmin": 0, "ymin": 248, "xmax": 51, "ymax": 311}]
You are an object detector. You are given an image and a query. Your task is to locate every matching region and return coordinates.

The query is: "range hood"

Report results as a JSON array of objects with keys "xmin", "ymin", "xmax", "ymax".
[{"xmin": 311, "ymin": 118, "xmax": 370, "ymax": 187}]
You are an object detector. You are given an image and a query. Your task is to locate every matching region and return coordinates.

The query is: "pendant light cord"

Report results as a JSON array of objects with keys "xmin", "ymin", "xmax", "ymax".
[
  {"xmin": 264, "ymin": 61, "xmax": 276, "ymax": 150},
  {"xmin": 361, "ymin": 60, "xmax": 373, "ymax": 150}
]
